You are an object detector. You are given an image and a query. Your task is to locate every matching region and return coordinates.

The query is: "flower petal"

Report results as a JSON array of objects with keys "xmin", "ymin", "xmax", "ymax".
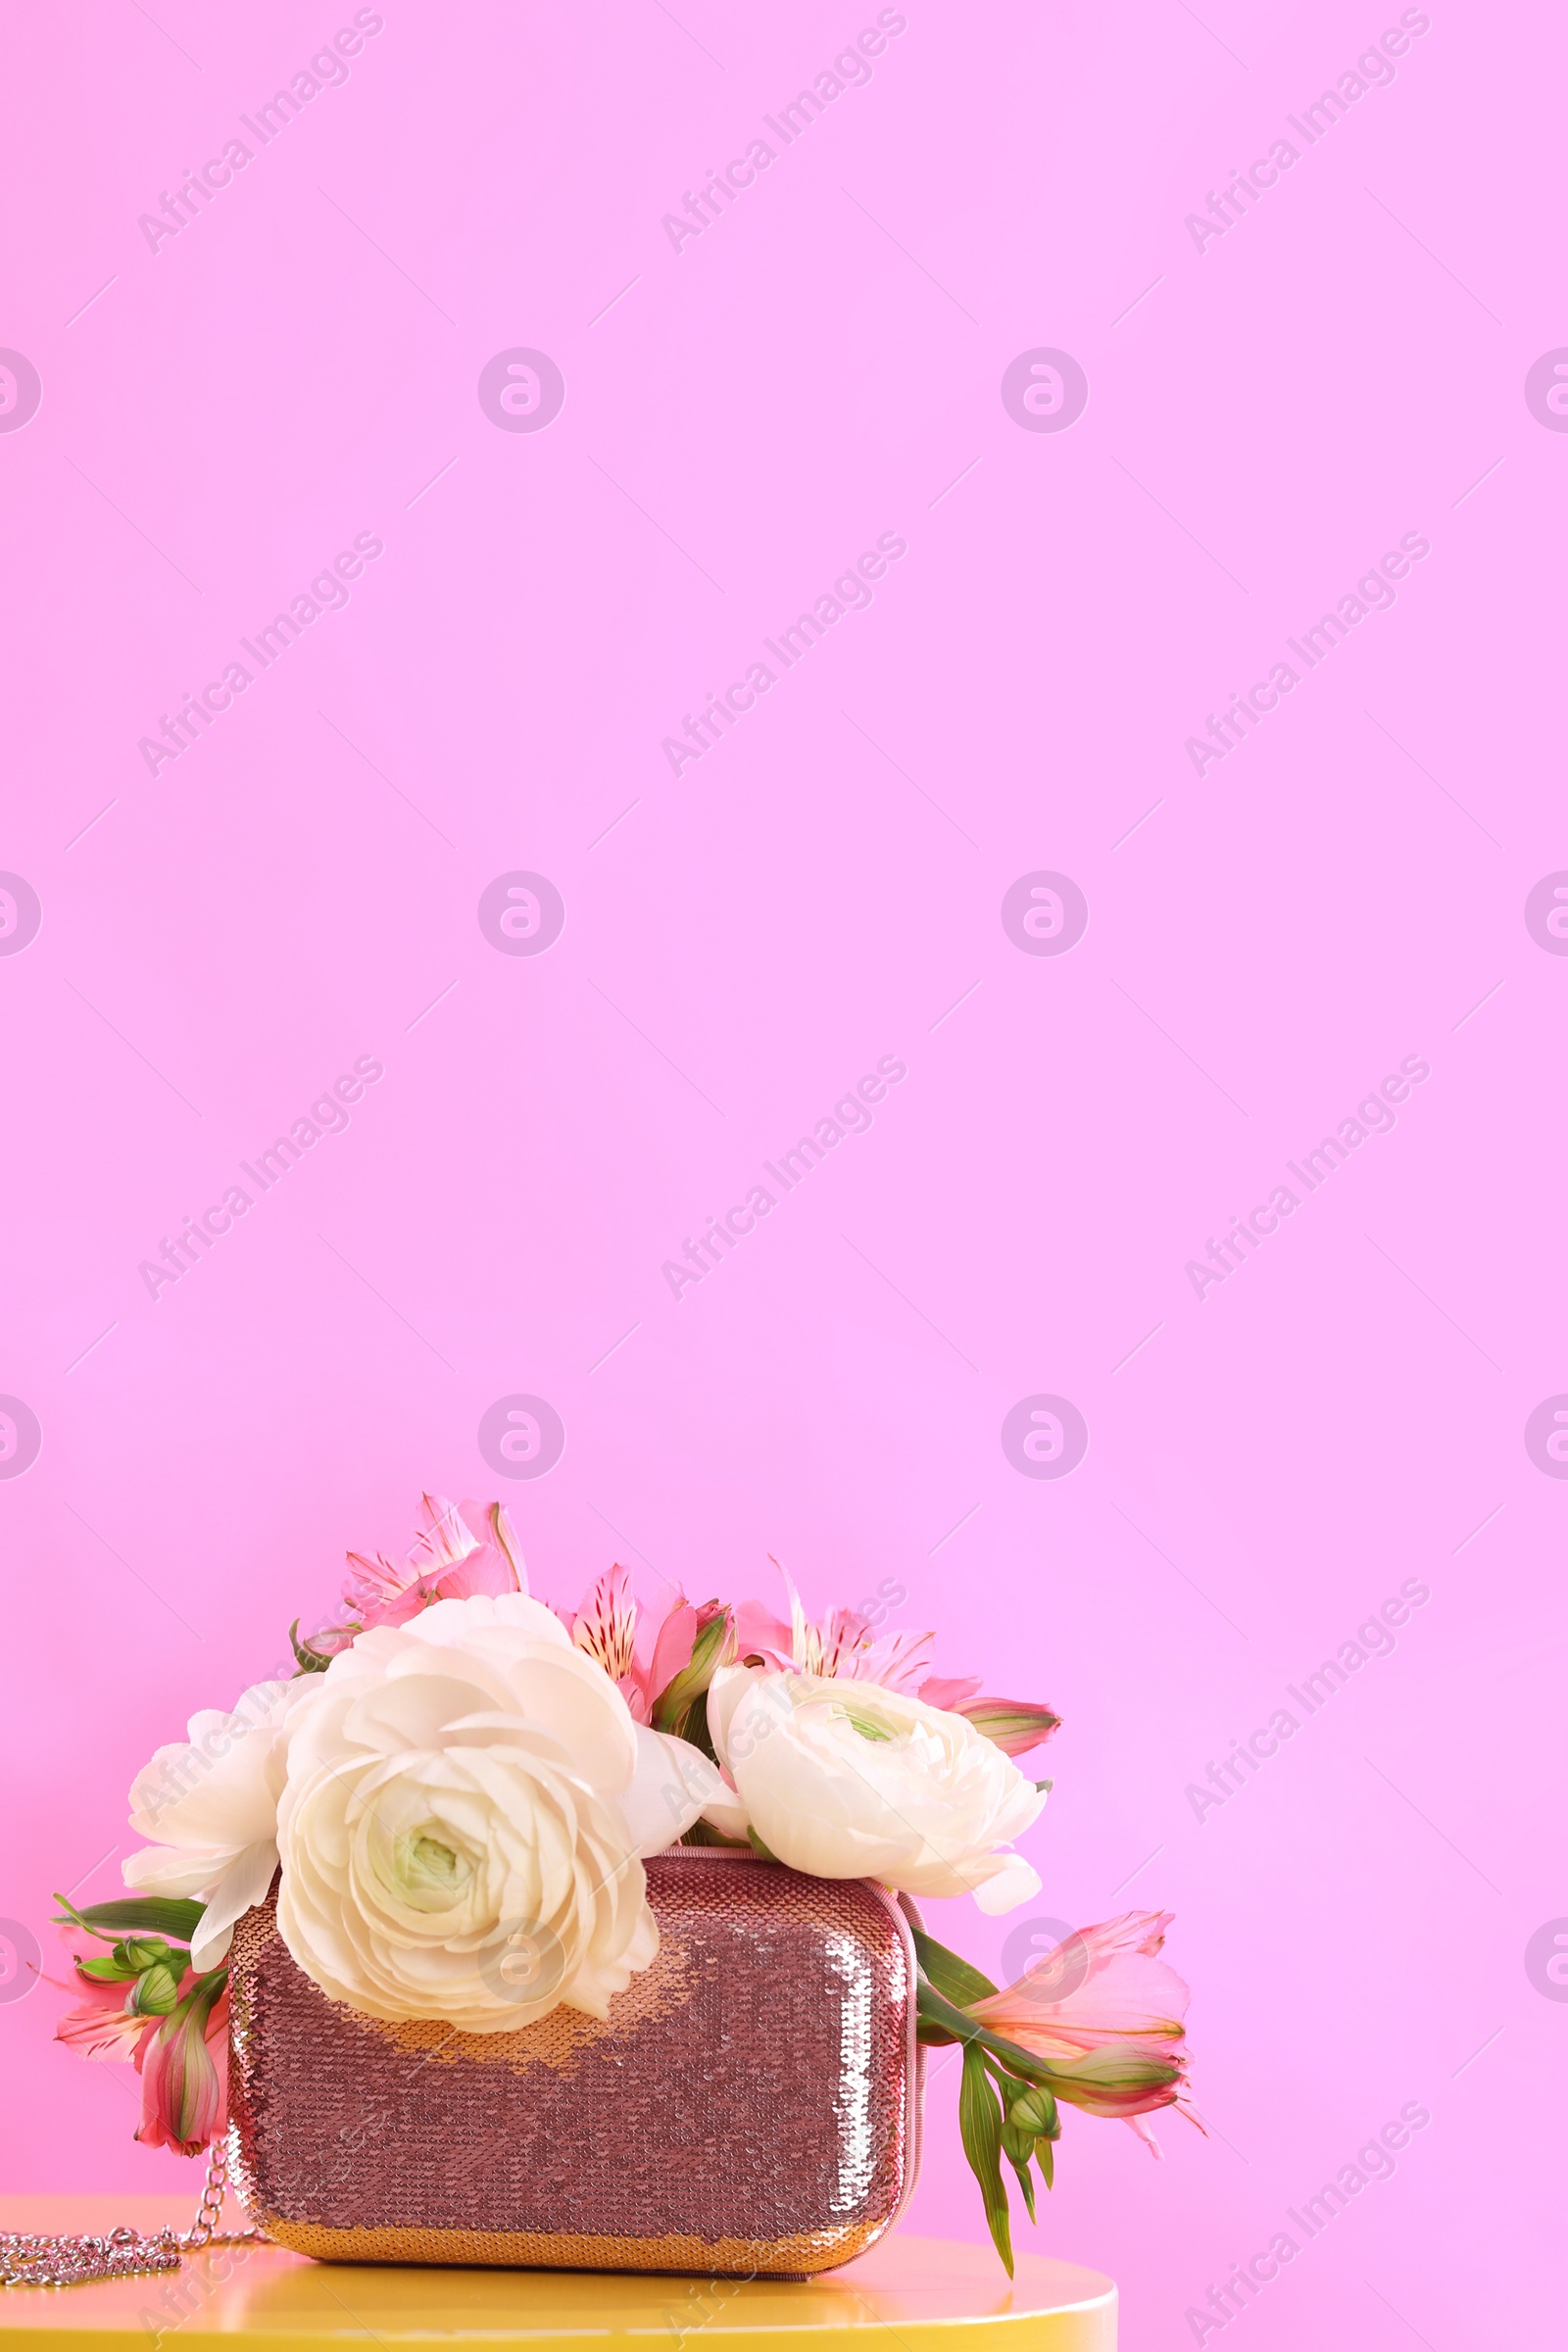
[
  {"xmin": 122, "ymin": 1843, "xmax": 227, "ymax": 1900},
  {"xmin": 699, "ymin": 1781, "xmax": 750, "ymax": 1839},
  {"xmin": 189, "ymin": 1840, "xmax": 279, "ymax": 1971},
  {"xmin": 618, "ymin": 1728, "xmax": 731, "ymax": 1855},
  {"xmin": 407, "ymin": 1494, "xmax": 481, "ymax": 1575},
  {"xmin": 729, "ymin": 1596, "xmax": 794, "ymax": 1667},
  {"xmin": 971, "ymin": 1853, "xmax": 1043, "ymax": 1914},
  {"xmin": 485, "ymin": 1502, "xmax": 528, "ymax": 1592},
  {"xmin": 705, "ymin": 1663, "xmax": 759, "ymax": 1774},
  {"xmin": 572, "ymin": 1566, "xmax": 637, "ymax": 1684},
  {"xmin": 56, "ymin": 1984, "xmax": 153, "ymax": 2062},
  {"xmin": 918, "ymin": 1673, "xmax": 984, "ymax": 1711}
]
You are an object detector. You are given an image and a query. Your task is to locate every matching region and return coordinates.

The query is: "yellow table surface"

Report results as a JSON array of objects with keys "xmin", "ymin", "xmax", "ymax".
[{"xmin": 0, "ymin": 2203, "xmax": 1115, "ymax": 2351}]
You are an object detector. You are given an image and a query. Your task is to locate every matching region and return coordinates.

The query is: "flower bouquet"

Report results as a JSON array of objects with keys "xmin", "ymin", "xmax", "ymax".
[{"xmin": 46, "ymin": 1495, "xmax": 1197, "ymax": 2279}]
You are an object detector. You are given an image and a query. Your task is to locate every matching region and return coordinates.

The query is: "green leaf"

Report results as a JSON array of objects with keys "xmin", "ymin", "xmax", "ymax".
[
  {"xmin": 746, "ymin": 1827, "xmax": 783, "ymax": 1864},
  {"xmin": 958, "ymin": 2042, "xmax": 1014, "ymax": 2277},
  {"xmin": 916, "ymin": 2016, "xmax": 960, "ymax": 2048},
  {"xmin": 1004, "ymin": 2145, "xmax": 1037, "ymax": 2225},
  {"xmin": 911, "ymin": 1928, "xmax": 999, "ymax": 2008},
  {"xmin": 54, "ymin": 1894, "xmax": 206, "ymax": 1944}
]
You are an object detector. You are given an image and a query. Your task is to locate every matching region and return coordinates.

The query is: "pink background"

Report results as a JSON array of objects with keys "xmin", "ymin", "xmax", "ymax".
[{"xmin": 1, "ymin": 1, "xmax": 1562, "ymax": 2344}]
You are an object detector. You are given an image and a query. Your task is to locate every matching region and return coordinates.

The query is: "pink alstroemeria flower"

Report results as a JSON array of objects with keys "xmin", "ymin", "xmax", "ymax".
[
  {"xmin": 734, "ymin": 1563, "xmax": 1061, "ymax": 1758},
  {"xmin": 965, "ymin": 1910, "xmax": 1199, "ymax": 2148},
  {"xmin": 135, "ymin": 1978, "xmax": 228, "ymax": 2156},
  {"xmin": 53, "ymin": 1969, "xmax": 154, "ymax": 2064},
  {"xmin": 734, "ymin": 1560, "xmax": 936, "ymax": 1691},
  {"xmin": 56, "ymin": 1956, "xmax": 230, "ymax": 2156},
  {"xmin": 568, "ymin": 1564, "xmax": 722, "ymax": 1726},
  {"xmin": 342, "ymin": 1494, "xmax": 526, "ymax": 1634}
]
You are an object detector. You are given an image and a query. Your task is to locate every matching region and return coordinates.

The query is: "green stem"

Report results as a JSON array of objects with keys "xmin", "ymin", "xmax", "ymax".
[{"xmin": 916, "ymin": 1976, "xmax": 1058, "ymax": 2094}]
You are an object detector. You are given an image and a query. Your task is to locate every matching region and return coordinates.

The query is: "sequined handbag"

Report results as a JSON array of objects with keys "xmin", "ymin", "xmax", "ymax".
[{"xmin": 226, "ymin": 1846, "xmax": 925, "ymax": 2277}]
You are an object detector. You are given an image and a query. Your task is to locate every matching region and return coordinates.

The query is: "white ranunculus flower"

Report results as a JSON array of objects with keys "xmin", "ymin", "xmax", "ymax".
[
  {"xmin": 708, "ymin": 1665, "xmax": 1046, "ymax": 1913},
  {"xmin": 275, "ymin": 1592, "xmax": 726, "ymax": 2032},
  {"xmin": 122, "ymin": 1679, "xmax": 294, "ymax": 1972}
]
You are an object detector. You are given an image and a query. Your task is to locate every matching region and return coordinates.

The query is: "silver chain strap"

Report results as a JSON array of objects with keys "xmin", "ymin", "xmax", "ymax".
[{"xmin": 0, "ymin": 2139, "xmax": 266, "ymax": 2289}]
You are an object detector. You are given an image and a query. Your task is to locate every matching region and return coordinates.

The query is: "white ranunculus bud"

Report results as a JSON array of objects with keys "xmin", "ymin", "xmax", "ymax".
[{"xmin": 708, "ymin": 1665, "xmax": 1045, "ymax": 1912}]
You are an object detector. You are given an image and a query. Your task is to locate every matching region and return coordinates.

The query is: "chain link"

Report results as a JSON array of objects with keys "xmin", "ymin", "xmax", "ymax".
[{"xmin": 1, "ymin": 2140, "xmax": 266, "ymax": 2289}]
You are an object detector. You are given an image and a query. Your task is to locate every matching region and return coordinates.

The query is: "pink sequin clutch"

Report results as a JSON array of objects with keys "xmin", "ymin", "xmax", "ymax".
[{"xmin": 226, "ymin": 1848, "xmax": 924, "ymax": 2276}]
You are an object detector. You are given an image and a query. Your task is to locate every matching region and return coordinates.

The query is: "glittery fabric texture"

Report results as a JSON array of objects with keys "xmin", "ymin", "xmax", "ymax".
[{"xmin": 226, "ymin": 1848, "xmax": 923, "ymax": 2275}]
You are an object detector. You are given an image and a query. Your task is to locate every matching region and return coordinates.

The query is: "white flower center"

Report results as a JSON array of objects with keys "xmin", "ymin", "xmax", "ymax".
[
  {"xmin": 822, "ymin": 1696, "xmax": 906, "ymax": 1745},
  {"xmin": 390, "ymin": 1827, "xmax": 472, "ymax": 1910}
]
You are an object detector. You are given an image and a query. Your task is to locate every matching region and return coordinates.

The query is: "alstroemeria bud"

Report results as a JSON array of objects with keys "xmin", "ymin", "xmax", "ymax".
[
  {"xmin": 118, "ymin": 1936, "xmax": 173, "ymax": 1973},
  {"xmin": 653, "ymin": 1605, "xmax": 734, "ymax": 1735},
  {"xmin": 1035, "ymin": 2041, "xmax": 1184, "ymax": 2117},
  {"xmin": 126, "ymin": 1963, "xmax": 182, "ymax": 2016},
  {"xmin": 954, "ymin": 1697, "xmax": 1062, "ymax": 1758},
  {"xmin": 1007, "ymin": 2084, "xmax": 1059, "ymax": 2138}
]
